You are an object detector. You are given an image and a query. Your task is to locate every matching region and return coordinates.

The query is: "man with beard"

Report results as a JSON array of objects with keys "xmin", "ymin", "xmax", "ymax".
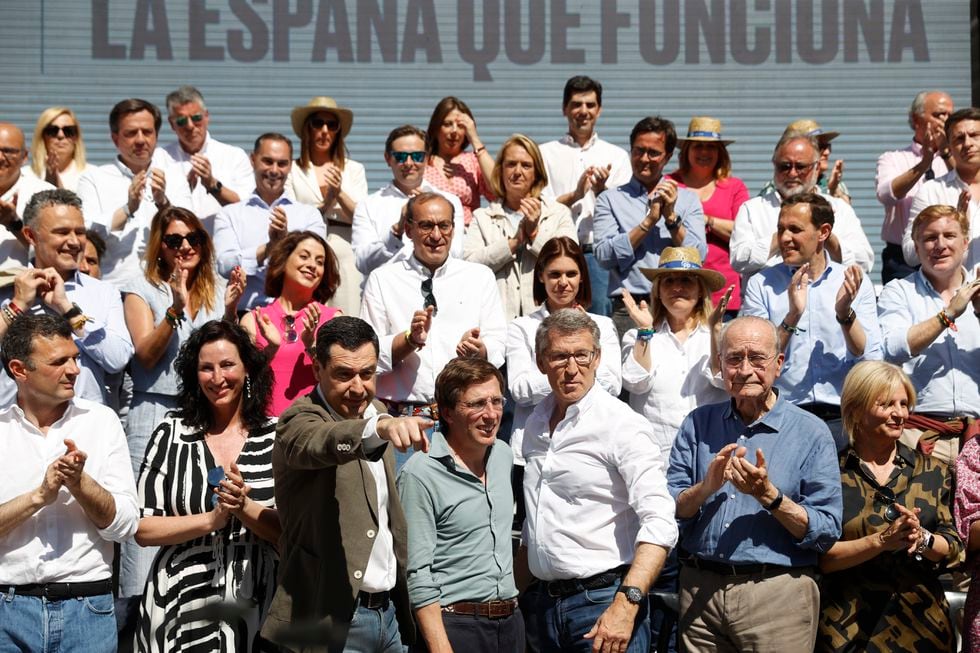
[
  {"xmin": 214, "ymin": 133, "xmax": 325, "ymax": 309},
  {"xmin": 730, "ymin": 135, "xmax": 873, "ymax": 277}
]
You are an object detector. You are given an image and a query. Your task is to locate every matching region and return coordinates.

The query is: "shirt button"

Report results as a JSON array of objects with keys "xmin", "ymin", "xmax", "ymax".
[
  {"xmin": 739, "ymin": 435, "xmax": 746, "ymax": 440},
  {"xmin": 354, "ymin": 570, "xmax": 363, "ymax": 580},
  {"xmin": 730, "ymin": 494, "xmax": 736, "ymax": 499},
  {"xmin": 724, "ymin": 523, "xmax": 730, "ymax": 528},
  {"xmin": 367, "ymin": 529, "xmax": 376, "ymax": 538}
]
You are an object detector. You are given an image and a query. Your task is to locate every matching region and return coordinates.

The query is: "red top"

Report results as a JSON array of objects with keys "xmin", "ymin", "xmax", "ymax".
[{"xmin": 424, "ymin": 151, "xmax": 493, "ymax": 227}]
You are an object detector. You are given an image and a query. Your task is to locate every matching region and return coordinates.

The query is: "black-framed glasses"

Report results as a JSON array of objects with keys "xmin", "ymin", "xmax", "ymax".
[
  {"xmin": 460, "ymin": 396, "xmax": 507, "ymax": 412},
  {"xmin": 43, "ymin": 124, "xmax": 78, "ymax": 139},
  {"xmin": 630, "ymin": 146, "xmax": 665, "ymax": 161},
  {"xmin": 162, "ymin": 231, "xmax": 205, "ymax": 250},
  {"xmin": 284, "ymin": 314, "xmax": 298, "ymax": 343},
  {"xmin": 421, "ymin": 277, "xmax": 437, "ymax": 313},
  {"xmin": 173, "ymin": 113, "xmax": 205, "ymax": 127},
  {"xmin": 773, "ymin": 161, "xmax": 817, "ymax": 174},
  {"xmin": 390, "ymin": 150, "xmax": 425, "ymax": 164},
  {"xmin": 309, "ymin": 116, "xmax": 339, "ymax": 131},
  {"xmin": 207, "ymin": 466, "xmax": 226, "ymax": 509},
  {"xmin": 545, "ymin": 349, "xmax": 597, "ymax": 368}
]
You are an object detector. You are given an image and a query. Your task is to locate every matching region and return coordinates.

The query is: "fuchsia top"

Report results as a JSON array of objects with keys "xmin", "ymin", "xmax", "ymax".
[
  {"xmin": 254, "ymin": 299, "xmax": 341, "ymax": 415},
  {"xmin": 424, "ymin": 151, "xmax": 493, "ymax": 227}
]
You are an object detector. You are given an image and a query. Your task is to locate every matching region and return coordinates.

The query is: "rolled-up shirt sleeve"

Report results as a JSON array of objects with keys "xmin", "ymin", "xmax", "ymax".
[
  {"xmin": 794, "ymin": 433, "xmax": 843, "ymax": 552},
  {"xmin": 97, "ymin": 418, "xmax": 139, "ymax": 542},
  {"xmin": 613, "ymin": 416, "xmax": 678, "ymax": 548},
  {"xmin": 877, "ymin": 281, "xmax": 916, "ymax": 362},
  {"xmin": 397, "ymin": 471, "xmax": 441, "ymax": 608}
]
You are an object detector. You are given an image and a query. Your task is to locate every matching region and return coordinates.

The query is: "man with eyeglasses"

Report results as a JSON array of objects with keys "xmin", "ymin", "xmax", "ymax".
[
  {"xmin": 666, "ymin": 315, "xmax": 842, "ymax": 653},
  {"xmin": 361, "ymin": 193, "xmax": 505, "ymax": 465},
  {"xmin": 518, "ymin": 309, "xmax": 677, "ymax": 653},
  {"xmin": 593, "ymin": 116, "xmax": 708, "ymax": 341},
  {"xmin": 213, "ymin": 132, "xmax": 325, "ymax": 309},
  {"xmin": 159, "ymin": 85, "xmax": 254, "ymax": 233},
  {"xmin": 0, "ymin": 189, "xmax": 133, "ymax": 410},
  {"xmin": 352, "ymin": 125, "xmax": 465, "ymax": 277},
  {"xmin": 397, "ymin": 357, "xmax": 524, "ymax": 652},
  {"xmin": 0, "ymin": 122, "xmax": 56, "ymax": 270},
  {"xmin": 730, "ymin": 134, "xmax": 873, "ymax": 278}
]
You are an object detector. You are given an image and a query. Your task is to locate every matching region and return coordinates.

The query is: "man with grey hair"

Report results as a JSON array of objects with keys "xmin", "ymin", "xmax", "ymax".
[
  {"xmin": 875, "ymin": 90, "xmax": 954, "ymax": 284},
  {"xmin": 0, "ymin": 189, "xmax": 133, "ymax": 409},
  {"xmin": 667, "ymin": 315, "xmax": 842, "ymax": 652},
  {"xmin": 730, "ymin": 134, "xmax": 873, "ymax": 277},
  {"xmin": 159, "ymin": 85, "xmax": 254, "ymax": 233},
  {"xmin": 518, "ymin": 308, "xmax": 677, "ymax": 652},
  {"xmin": 0, "ymin": 122, "xmax": 55, "ymax": 269}
]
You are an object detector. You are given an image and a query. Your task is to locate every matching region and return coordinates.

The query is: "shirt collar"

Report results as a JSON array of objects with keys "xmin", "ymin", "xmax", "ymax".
[
  {"xmin": 0, "ymin": 397, "xmax": 91, "ymax": 428},
  {"xmin": 560, "ymin": 131, "xmax": 599, "ymax": 150},
  {"xmin": 626, "ymin": 176, "xmax": 656, "ymax": 196},
  {"xmin": 722, "ymin": 389, "xmax": 785, "ymax": 431},
  {"xmin": 406, "ymin": 253, "xmax": 452, "ymax": 278},
  {"xmin": 246, "ymin": 192, "xmax": 292, "ymax": 210}
]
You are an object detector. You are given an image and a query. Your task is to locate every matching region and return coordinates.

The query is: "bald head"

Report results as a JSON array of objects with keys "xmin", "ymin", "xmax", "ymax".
[{"xmin": 0, "ymin": 123, "xmax": 26, "ymax": 193}]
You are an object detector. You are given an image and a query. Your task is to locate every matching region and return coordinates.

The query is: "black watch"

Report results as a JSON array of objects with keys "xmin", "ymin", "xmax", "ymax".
[
  {"xmin": 764, "ymin": 489, "xmax": 784, "ymax": 511},
  {"xmin": 664, "ymin": 216, "xmax": 680, "ymax": 231},
  {"xmin": 617, "ymin": 585, "xmax": 644, "ymax": 605},
  {"xmin": 208, "ymin": 180, "xmax": 223, "ymax": 196}
]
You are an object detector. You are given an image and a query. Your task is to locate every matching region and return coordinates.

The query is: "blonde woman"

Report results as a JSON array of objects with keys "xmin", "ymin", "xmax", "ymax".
[{"xmin": 26, "ymin": 107, "xmax": 88, "ymax": 190}]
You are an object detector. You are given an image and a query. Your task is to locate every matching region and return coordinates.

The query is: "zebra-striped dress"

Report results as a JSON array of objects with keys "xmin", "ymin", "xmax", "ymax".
[{"xmin": 134, "ymin": 417, "xmax": 279, "ymax": 653}]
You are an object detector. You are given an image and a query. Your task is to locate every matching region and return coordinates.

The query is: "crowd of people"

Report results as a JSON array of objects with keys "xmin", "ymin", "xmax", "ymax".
[{"xmin": 0, "ymin": 76, "xmax": 978, "ymax": 653}]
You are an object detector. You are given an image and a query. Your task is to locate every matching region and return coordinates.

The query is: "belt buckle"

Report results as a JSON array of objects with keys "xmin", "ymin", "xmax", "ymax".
[
  {"xmin": 443, "ymin": 603, "xmax": 456, "ymax": 613},
  {"xmin": 487, "ymin": 599, "xmax": 507, "ymax": 619}
]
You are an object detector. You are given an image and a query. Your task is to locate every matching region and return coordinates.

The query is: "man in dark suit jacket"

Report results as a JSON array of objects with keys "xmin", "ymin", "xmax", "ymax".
[{"xmin": 261, "ymin": 316, "xmax": 431, "ymax": 653}]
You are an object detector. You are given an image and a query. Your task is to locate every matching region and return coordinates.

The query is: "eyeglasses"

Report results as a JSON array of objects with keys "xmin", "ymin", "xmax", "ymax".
[
  {"xmin": 722, "ymin": 353, "xmax": 777, "ymax": 369},
  {"xmin": 459, "ymin": 396, "xmax": 506, "ymax": 412},
  {"xmin": 207, "ymin": 466, "xmax": 226, "ymax": 509},
  {"xmin": 631, "ymin": 146, "xmax": 665, "ymax": 160},
  {"xmin": 545, "ymin": 349, "xmax": 597, "ymax": 368},
  {"xmin": 389, "ymin": 150, "xmax": 426, "ymax": 164},
  {"xmin": 773, "ymin": 161, "xmax": 817, "ymax": 174},
  {"xmin": 412, "ymin": 220, "xmax": 454, "ymax": 236},
  {"xmin": 43, "ymin": 125, "xmax": 78, "ymax": 139},
  {"xmin": 284, "ymin": 314, "xmax": 298, "ymax": 343},
  {"xmin": 173, "ymin": 113, "xmax": 205, "ymax": 128},
  {"xmin": 0, "ymin": 147, "xmax": 24, "ymax": 160},
  {"xmin": 162, "ymin": 231, "xmax": 205, "ymax": 250},
  {"xmin": 309, "ymin": 116, "xmax": 339, "ymax": 131},
  {"xmin": 421, "ymin": 277, "xmax": 438, "ymax": 312}
]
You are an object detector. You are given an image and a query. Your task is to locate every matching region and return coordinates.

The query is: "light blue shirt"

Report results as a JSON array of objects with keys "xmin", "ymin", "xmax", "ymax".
[
  {"xmin": 593, "ymin": 176, "xmax": 707, "ymax": 297},
  {"xmin": 740, "ymin": 254, "xmax": 882, "ymax": 406},
  {"xmin": 666, "ymin": 393, "xmax": 842, "ymax": 566}
]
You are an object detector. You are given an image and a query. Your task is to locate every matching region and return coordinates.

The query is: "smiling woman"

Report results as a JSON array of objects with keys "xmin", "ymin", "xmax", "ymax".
[{"xmin": 26, "ymin": 107, "xmax": 88, "ymax": 191}]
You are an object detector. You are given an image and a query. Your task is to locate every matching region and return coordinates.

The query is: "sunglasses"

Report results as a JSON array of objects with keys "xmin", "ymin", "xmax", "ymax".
[
  {"xmin": 421, "ymin": 277, "xmax": 437, "ymax": 313},
  {"xmin": 773, "ymin": 161, "xmax": 817, "ymax": 174},
  {"xmin": 284, "ymin": 314, "xmax": 299, "ymax": 343},
  {"xmin": 390, "ymin": 150, "xmax": 425, "ymax": 164},
  {"xmin": 43, "ymin": 124, "xmax": 78, "ymax": 139},
  {"xmin": 173, "ymin": 113, "xmax": 205, "ymax": 128},
  {"xmin": 309, "ymin": 116, "xmax": 339, "ymax": 131},
  {"xmin": 207, "ymin": 466, "xmax": 226, "ymax": 509},
  {"xmin": 162, "ymin": 231, "xmax": 205, "ymax": 249}
]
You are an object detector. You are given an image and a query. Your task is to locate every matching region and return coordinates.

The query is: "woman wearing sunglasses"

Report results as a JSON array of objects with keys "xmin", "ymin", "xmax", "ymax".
[
  {"xmin": 240, "ymin": 230, "xmax": 340, "ymax": 416},
  {"xmin": 816, "ymin": 361, "xmax": 963, "ymax": 653},
  {"xmin": 119, "ymin": 206, "xmax": 246, "ymax": 617},
  {"xmin": 286, "ymin": 96, "xmax": 366, "ymax": 316},
  {"xmin": 26, "ymin": 106, "xmax": 88, "ymax": 191},
  {"xmin": 133, "ymin": 320, "xmax": 280, "ymax": 652}
]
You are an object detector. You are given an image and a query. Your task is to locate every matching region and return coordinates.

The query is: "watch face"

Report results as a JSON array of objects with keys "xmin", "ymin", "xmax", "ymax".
[{"xmin": 626, "ymin": 587, "xmax": 643, "ymax": 603}]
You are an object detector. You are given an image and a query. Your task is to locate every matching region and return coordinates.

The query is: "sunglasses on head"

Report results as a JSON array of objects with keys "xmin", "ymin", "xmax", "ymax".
[
  {"xmin": 309, "ymin": 116, "xmax": 340, "ymax": 131},
  {"xmin": 173, "ymin": 113, "xmax": 205, "ymax": 128},
  {"xmin": 162, "ymin": 231, "xmax": 205, "ymax": 250},
  {"xmin": 390, "ymin": 150, "xmax": 425, "ymax": 164},
  {"xmin": 43, "ymin": 124, "xmax": 78, "ymax": 139}
]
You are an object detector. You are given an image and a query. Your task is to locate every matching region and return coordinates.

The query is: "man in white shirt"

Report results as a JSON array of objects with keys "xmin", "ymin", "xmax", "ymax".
[
  {"xmin": 360, "ymin": 193, "xmax": 505, "ymax": 438},
  {"xmin": 0, "ymin": 189, "xmax": 134, "ymax": 409},
  {"xmin": 540, "ymin": 76, "xmax": 632, "ymax": 317},
  {"xmin": 902, "ymin": 107, "xmax": 980, "ymax": 270},
  {"xmin": 158, "ymin": 85, "xmax": 254, "ymax": 234},
  {"xmin": 76, "ymin": 98, "xmax": 193, "ymax": 287},
  {"xmin": 875, "ymin": 91, "xmax": 953, "ymax": 284},
  {"xmin": 213, "ymin": 133, "xmax": 326, "ymax": 309},
  {"xmin": 0, "ymin": 122, "xmax": 55, "ymax": 269},
  {"xmin": 518, "ymin": 309, "xmax": 677, "ymax": 653},
  {"xmin": 0, "ymin": 313, "xmax": 139, "ymax": 652},
  {"xmin": 730, "ymin": 134, "xmax": 874, "ymax": 277},
  {"xmin": 351, "ymin": 125, "xmax": 464, "ymax": 277}
]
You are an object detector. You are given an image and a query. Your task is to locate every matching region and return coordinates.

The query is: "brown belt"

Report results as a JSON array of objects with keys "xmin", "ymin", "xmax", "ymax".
[{"xmin": 443, "ymin": 598, "xmax": 518, "ymax": 619}]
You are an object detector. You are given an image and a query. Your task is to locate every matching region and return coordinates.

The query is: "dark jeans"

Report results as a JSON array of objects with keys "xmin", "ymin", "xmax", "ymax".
[
  {"xmin": 413, "ymin": 608, "xmax": 524, "ymax": 652},
  {"xmin": 649, "ymin": 549, "xmax": 679, "ymax": 653},
  {"xmin": 586, "ymin": 252, "xmax": 611, "ymax": 317},
  {"xmin": 881, "ymin": 242, "xmax": 918, "ymax": 285}
]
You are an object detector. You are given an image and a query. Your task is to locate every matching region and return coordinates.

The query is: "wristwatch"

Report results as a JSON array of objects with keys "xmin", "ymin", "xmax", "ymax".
[
  {"xmin": 207, "ymin": 180, "xmax": 223, "ymax": 196},
  {"xmin": 764, "ymin": 489, "xmax": 784, "ymax": 511},
  {"xmin": 664, "ymin": 215, "xmax": 681, "ymax": 231},
  {"xmin": 617, "ymin": 585, "xmax": 644, "ymax": 605}
]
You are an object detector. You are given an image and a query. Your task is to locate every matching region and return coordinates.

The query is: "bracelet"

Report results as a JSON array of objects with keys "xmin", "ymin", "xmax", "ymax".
[
  {"xmin": 637, "ymin": 221, "xmax": 652, "ymax": 233},
  {"xmin": 7, "ymin": 301, "xmax": 23, "ymax": 316},
  {"xmin": 705, "ymin": 216, "xmax": 714, "ymax": 232},
  {"xmin": 636, "ymin": 327, "xmax": 655, "ymax": 342},
  {"xmin": 63, "ymin": 303, "xmax": 83, "ymax": 321},
  {"xmin": 69, "ymin": 315, "xmax": 88, "ymax": 333},
  {"xmin": 835, "ymin": 308, "xmax": 856, "ymax": 325},
  {"xmin": 779, "ymin": 320, "xmax": 805, "ymax": 335},
  {"xmin": 937, "ymin": 309, "xmax": 957, "ymax": 332},
  {"xmin": 914, "ymin": 528, "xmax": 933, "ymax": 556},
  {"xmin": 404, "ymin": 329, "xmax": 423, "ymax": 350},
  {"xmin": 474, "ymin": 145, "xmax": 486, "ymax": 155},
  {"xmin": 0, "ymin": 306, "xmax": 15, "ymax": 325},
  {"xmin": 165, "ymin": 306, "xmax": 185, "ymax": 328}
]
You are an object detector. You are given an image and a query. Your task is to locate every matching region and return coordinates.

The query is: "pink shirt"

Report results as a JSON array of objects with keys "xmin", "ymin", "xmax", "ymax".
[
  {"xmin": 875, "ymin": 140, "xmax": 949, "ymax": 245},
  {"xmin": 424, "ymin": 151, "xmax": 493, "ymax": 227}
]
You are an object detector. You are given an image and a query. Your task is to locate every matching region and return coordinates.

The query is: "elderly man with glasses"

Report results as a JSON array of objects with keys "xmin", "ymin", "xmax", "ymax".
[
  {"xmin": 0, "ymin": 122, "xmax": 56, "ymax": 269},
  {"xmin": 730, "ymin": 134, "xmax": 874, "ymax": 278},
  {"xmin": 360, "ymin": 192, "xmax": 505, "ymax": 468}
]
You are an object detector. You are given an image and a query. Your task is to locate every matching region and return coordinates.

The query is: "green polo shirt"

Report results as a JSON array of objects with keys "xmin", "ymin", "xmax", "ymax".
[{"xmin": 397, "ymin": 431, "xmax": 517, "ymax": 608}]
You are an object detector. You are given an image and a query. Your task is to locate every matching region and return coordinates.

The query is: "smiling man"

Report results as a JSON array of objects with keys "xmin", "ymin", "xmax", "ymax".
[
  {"xmin": 519, "ymin": 309, "xmax": 676, "ymax": 653},
  {"xmin": 666, "ymin": 315, "xmax": 842, "ymax": 653}
]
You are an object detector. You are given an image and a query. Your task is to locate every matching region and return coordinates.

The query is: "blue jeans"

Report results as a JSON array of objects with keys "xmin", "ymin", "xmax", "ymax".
[
  {"xmin": 342, "ymin": 601, "xmax": 406, "ymax": 653},
  {"xmin": 521, "ymin": 581, "xmax": 650, "ymax": 653},
  {"xmin": 586, "ymin": 252, "xmax": 611, "ymax": 317},
  {"xmin": 0, "ymin": 590, "xmax": 116, "ymax": 653}
]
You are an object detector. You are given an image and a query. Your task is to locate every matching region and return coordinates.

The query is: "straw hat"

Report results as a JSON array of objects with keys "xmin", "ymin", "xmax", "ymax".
[
  {"xmin": 640, "ymin": 247, "xmax": 726, "ymax": 292},
  {"xmin": 677, "ymin": 116, "xmax": 734, "ymax": 145},
  {"xmin": 782, "ymin": 119, "xmax": 839, "ymax": 147},
  {"xmin": 290, "ymin": 97, "xmax": 354, "ymax": 140}
]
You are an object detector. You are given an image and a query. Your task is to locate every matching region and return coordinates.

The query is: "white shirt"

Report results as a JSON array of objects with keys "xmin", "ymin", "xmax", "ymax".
[
  {"xmin": 506, "ymin": 304, "xmax": 622, "ymax": 464},
  {"xmin": 160, "ymin": 133, "xmax": 255, "ymax": 234},
  {"xmin": 0, "ymin": 173, "xmax": 56, "ymax": 269},
  {"xmin": 0, "ymin": 398, "xmax": 139, "ymax": 584},
  {"xmin": 351, "ymin": 181, "xmax": 466, "ymax": 276},
  {"xmin": 621, "ymin": 323, "xmax": 728, "ymax": 463},
  {"xmin": 22, "ymin": 161, "xmax": 85, "ymax": 192},
  {"xmin": 76, "ymin": 153, "xmax": 193, "ymax": 287},
  {"xmin": 729, "ymin": 190, "xmax": 875, "ymax": 276},
  {"xmin": 213, "ymin": 192, "xmax": 327, "ymax": 309},
  {"xmin": 285, "ymin": 158, "xmax": 369, "ymax": 229},
  {"xmin": 360, "ymin": 255, "xmax": 506, "ymax": 404},
  {"xmin": 902, "ymin": 169, "xmax": 980, "ymax": 268},
  {"xmin": 539, "ymin": 132, "xmax": 632, "ymax": 243},
  {"xmin": 522, "ymin": 384, "xmax": 678, "ymax": 581}
]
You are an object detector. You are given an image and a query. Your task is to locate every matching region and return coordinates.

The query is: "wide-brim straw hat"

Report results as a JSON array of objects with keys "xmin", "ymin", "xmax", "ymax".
[
  {"xmin": 290, "ymin": 97, "xmax": 354, "ymax": 140},
  {"xmin": 677, "ymin": 116, "xmax": 734, "ymax": 145},
  {"xmin": 782, "ymin": 119, "xmax": 839, "ymax": 146},
  {"xmin": 640, "ymin": 247, "xmax": 726, "ymax": 293}
]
